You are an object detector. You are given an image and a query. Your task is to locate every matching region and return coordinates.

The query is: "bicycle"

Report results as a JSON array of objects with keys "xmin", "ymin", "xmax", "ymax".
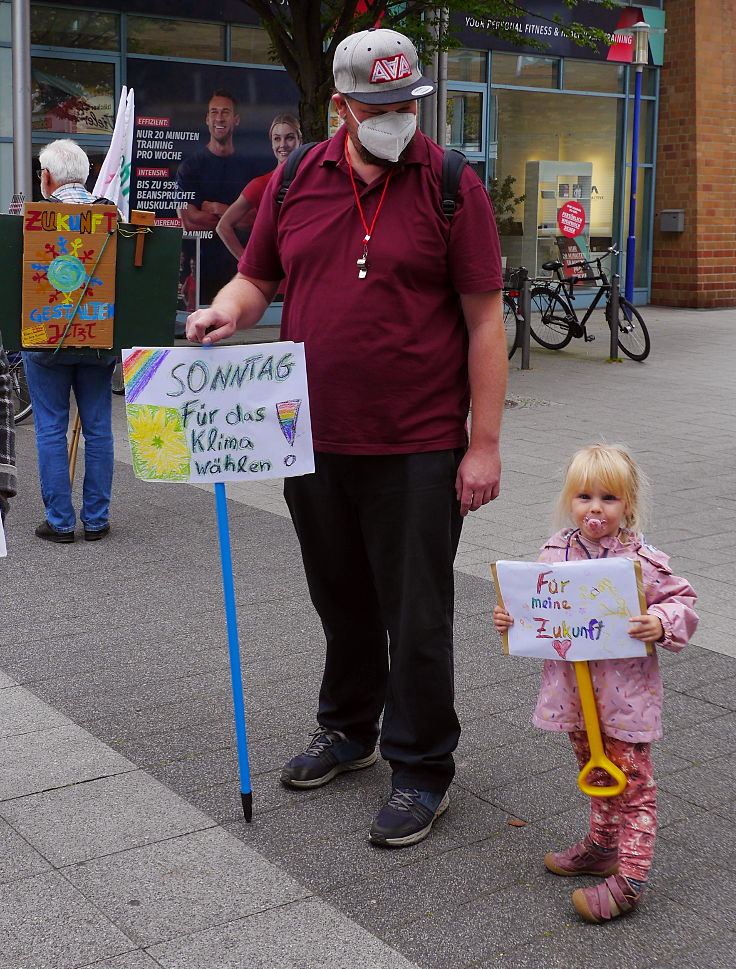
[
  {"xmin": 528, "ymin": 248, "xmax": 651, "ymax": 362},
  {"xmin": 7, "ymin": 352, "xmax": 33, "ymax": 425}
]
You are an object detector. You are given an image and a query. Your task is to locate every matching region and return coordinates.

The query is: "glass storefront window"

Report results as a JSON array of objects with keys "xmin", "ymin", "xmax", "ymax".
[
  {"xmin": 629, "ymin": 68, "xmax": 656, "ymax": 96},
  {"xmin": 128, "ymin": 16, "xmax": 224, "ymax": 61},
  {"xmin": 492, "ymin": 53, "xmax": 559, "ymax": 88},
  {"xmin": 493, "ymin": 88, "xmax": 623, "ymax": 277},
  {"xmin": 622, "ymin": 165, "xmax": 651, "ymax": 289},
  {"xmin": 30, "ymin": 7, "xmax": 118, "ymax": 51},
  {"xmin": 0, "ymin": 142, "xmax": 12, "ymax": 214},
  {"xmin": 446, "ymin": 91, "xmax": 482, "ymax": 152},
  {"xmin": 0, "ymin": 2, "xmax": 10, "ymax": 44},
  {"xmin": 231, "ymin": 25, "xmax": 273, "ymax": 65},
  {"xmin": 564, "ymin": 60, "xmax": 624, "ymax": 94},
  {"xmin": 30, "ymin": 143, "xmax": 110, "ymax": 200},
  {"xmin": 447, "ymin": 50, "xmax": 486, "ymax": 83},
  {"xmin": 0, "ymin": 46, "xmax": 11, "ymax": 137},
  {"xmin": 31, "ymin": 57, "xmax": 115, "ymax": 134},
  {"xmin": 626, "ymin": 98, "xmax": 653, "ymax": 166}
]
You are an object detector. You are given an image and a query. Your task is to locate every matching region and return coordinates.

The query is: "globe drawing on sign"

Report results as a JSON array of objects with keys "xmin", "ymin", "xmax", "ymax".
[
  {"xmin": 30, "ymin": 236, "xmax": 102, "ymax": 306},
  {"xmin": 47, "ymin": 253, "xmax": 88, "ymax": 293}
]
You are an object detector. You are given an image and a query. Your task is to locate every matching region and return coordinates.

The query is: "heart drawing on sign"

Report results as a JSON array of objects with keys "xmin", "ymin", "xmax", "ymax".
[{"xmin": 553, "ymin": 639, "xmax": 572, "ymax": 659}]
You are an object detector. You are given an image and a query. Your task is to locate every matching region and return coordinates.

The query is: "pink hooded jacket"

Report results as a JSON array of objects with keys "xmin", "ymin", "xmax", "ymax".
[{"xmin": 532, "ymin": 529, "xmax": 699, "ymax": 743}]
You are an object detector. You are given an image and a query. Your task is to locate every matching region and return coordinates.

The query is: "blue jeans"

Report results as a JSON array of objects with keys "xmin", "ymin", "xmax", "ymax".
[{"xmin": 23, "ymin": 351, "xmax": 115, "ymax": 532}]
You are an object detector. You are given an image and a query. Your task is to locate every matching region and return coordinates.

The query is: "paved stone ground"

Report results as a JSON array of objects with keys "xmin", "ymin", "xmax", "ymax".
[{"xmin": 1, "ymin": 305, "xmax": 734, "ymax": 969}]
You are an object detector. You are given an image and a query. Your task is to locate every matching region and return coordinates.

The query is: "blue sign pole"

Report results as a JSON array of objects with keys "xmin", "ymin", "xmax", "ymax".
[
  {"xmin": 625, "ymin": 65, "xmax": 643, "ymax": 303},
  {"xmin": 213, "ymin": 480, "xmax": 253, "ymax": 821},
  {"xmin": 625, "ymin": 21, "xmax": 651, "ymax": 304}
]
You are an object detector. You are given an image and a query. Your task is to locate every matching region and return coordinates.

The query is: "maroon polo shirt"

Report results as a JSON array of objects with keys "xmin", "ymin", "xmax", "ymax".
[{"xmin": 239, "ymin": 128, "xmax": 503, "ymax": 455}]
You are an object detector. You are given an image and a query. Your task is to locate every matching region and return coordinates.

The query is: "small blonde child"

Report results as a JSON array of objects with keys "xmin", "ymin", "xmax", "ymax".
[{"xmin": 493, "ymin": 444, "xmax": 699, "ymax": 923}]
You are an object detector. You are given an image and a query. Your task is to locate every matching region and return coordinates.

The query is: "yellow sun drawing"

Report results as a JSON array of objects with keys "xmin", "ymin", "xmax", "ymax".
[{"xmin": 127, "ymin": 404, "xmax": 190, "ymax": 481}]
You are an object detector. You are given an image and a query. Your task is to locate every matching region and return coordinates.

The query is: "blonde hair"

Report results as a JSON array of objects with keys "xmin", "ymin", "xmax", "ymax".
[
  {"xmin": 555, "ymin": 443, "xmax": 647, "ymax": 535},
  {"xmin": 269, "ymin": 112, "xmax": 302, "ymax": 143}
]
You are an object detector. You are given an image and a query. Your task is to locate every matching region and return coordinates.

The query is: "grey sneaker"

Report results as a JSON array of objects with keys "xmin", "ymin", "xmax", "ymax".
[
  {"xmin": 369, "ymin": 788, "xmax": 449, "ymax": 847},
  {"xmin": 545, "ymin": 834, "xmax": 619, "ymax": 877},
  {"xmin": 280, "ymin": 728, "xmax": 377, "ymax": 789}
]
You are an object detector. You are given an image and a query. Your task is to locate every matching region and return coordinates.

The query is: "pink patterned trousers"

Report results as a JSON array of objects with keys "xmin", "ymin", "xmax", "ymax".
[{"xmin": 569, "ymin": 731, "xmax": 657, "ymax": 882}]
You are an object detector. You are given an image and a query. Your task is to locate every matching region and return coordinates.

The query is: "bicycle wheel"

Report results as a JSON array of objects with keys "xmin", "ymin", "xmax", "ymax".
[
  {"xmin": 503, "ymin": 293, "xmax": 520, "ymax": 359},
  {"xmin": 529, "ymin": 287, "xmax": 574, "ymax": 350},
  {"xmin": 7, "ymin": 354, "xmax": 33, "ymax": 425},
  {"xmin": 612, "ymin": 298, "xmax": 650, "ymax": 361}
]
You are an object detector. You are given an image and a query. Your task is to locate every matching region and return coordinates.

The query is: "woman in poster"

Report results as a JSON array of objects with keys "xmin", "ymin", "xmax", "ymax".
[{"xmin": 216, "ymin": 112, "xmax": 302, "ymax": 261}]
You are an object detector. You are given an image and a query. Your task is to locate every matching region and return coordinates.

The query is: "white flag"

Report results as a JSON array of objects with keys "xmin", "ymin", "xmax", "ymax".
[{"xmin": 93, "ymin": 86, "xmax": 135, "ymax": 221}]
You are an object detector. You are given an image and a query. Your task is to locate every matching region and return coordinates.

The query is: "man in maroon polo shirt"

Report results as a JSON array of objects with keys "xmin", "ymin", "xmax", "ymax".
[{"xmin": 187, "ymin": 27, "xmax": 506, "ymax": 848}]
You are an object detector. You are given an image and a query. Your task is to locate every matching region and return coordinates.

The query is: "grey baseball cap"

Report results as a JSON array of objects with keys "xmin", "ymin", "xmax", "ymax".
[{"xmin": 333, "ymin": 28, "xmax": 436, "ymax": 104}]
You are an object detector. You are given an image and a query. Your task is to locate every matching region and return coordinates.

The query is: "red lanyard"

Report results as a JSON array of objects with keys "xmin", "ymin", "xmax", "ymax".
[{"xmin": 345, "ymin": 135, "xmax": 392, "ymax": 279}]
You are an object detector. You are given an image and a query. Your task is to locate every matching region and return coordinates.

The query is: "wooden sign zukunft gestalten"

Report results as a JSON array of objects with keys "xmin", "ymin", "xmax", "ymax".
[{"xmin": 21, "ymin": 202, "xmax": 118, "ymax": 350}]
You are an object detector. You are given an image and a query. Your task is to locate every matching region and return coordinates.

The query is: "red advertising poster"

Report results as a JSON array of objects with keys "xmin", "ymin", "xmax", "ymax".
[{"xmin": 556, "ymin": 236, "xmax": 595, "ymax": 281}]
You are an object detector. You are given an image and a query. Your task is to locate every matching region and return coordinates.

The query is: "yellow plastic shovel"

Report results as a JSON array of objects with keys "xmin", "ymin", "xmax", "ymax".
[{"xmin": 574, "ymin": 660, "xmax": 627, "ymax": 797}]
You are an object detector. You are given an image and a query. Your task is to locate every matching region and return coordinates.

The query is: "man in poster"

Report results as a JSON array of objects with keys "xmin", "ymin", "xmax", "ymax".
[{"xmin": 176, "ymin": 90, "xmax": 253, "ymax": 303}]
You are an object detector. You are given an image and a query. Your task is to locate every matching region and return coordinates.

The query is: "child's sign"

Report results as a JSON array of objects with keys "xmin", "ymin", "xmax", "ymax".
[
  {"xmin": 122, "ymin": 343, "xmax": 314, "ymax": 483},
  {"xmin": 21, "ymin": 202, "xmax": 118, "ymax": 350},
  {"xmin": 491, "ymin": 558, "xmax": 650, "ymax": 662}
]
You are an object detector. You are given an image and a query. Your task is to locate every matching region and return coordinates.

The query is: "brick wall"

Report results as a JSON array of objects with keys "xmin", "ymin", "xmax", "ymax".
[{"xmin": 651, "ymin": 0, "xmax": 736, "ymax": 306}]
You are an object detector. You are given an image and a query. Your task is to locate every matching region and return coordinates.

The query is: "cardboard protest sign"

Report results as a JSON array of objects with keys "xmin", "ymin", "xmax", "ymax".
[
  {"xmin": 122, "ymin": 343, "xmax": 314, "ymax": 483},
  {"xmin": 491, "ymin": 558, "xmax": 649, "ymax": 662},
  {"xmin": 21, "ymin": 202, "xmax": 118, "ymax": 350}
]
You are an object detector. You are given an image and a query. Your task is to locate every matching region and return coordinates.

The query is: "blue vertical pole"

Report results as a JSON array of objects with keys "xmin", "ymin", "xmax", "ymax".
[
  {"xmin": 625, "ymin": 66, "xmax": 643, "ymax": 303},
  {"xmin": 213, "ymin": 481, "xmax": 253, "ymax": 820}
]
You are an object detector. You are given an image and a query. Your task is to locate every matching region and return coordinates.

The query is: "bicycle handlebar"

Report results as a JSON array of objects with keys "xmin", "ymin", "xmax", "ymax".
[{"xmin": 568, "ymin": 246, "xmax": 620, "ymax": 271}]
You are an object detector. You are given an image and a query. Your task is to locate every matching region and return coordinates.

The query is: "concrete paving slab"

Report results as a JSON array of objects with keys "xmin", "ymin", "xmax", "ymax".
[
  {"xmin": 64, "ymin": 826, "xmax": 309, "ymax": 947},
  {"xmin": 0, "ymin": 818, "xmax": 52, "ymax": 886},
  {"xmin": 0, "ymin": 772, "xmax": 215, "ymax": 867},
  {"xmin": 0, "ymin": 725, "xmax": 133, "ymax": 801},
  {"xmin": 0, "ymin": 686, "xmax": 72, "ymax": 738},
  {"xmin": 0, "ymin": 871, "xmax": 134, "ymax": 969},
  {"xmin": 146, "ymin": 897, "xmax": 420, "ymax": 969},
  {"xmin": 78, "ymin": 953, "xmax": 164, "ymax": 969}
]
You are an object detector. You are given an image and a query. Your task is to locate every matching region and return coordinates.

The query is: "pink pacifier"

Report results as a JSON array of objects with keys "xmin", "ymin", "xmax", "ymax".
[{"xmin": 584, "ymin": 516, "xmax": 607, "ymax": 534}]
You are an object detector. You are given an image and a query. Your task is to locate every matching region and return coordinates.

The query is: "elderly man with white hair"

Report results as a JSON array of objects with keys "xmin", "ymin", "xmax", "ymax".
[{"xmin": 23, "ymin": 139, "xmax": 117, "ymax": 544}]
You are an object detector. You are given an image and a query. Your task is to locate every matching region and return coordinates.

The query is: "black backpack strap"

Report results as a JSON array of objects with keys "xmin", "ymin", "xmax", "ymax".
[
  {"xmin": 441, "ymin": 148, "xmax": 468, "ymax": 222},
  {"xmin": 276, "ymin": 142, "xmax": 317, "ymax": 206}
]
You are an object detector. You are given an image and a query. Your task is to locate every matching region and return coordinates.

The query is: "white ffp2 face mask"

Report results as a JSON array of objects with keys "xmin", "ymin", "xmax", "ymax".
[{"xmin": 347, "ymin": 103, "xmax": 417, "ymax": 163}]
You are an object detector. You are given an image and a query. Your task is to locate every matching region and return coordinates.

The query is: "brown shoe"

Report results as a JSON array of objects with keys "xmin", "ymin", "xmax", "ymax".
[
  {"xmin": 35, "ymin": 521, "xmax": 74, "ymax": 544},
  {"xmin": 545, "ymin": 834, "xmax": 619, "ymax": 877}
]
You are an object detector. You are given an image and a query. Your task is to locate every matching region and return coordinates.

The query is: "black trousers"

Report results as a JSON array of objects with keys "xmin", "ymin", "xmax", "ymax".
[{"xmin": 283, "ymin": 449, "xmax": 464, "ymax": 792}]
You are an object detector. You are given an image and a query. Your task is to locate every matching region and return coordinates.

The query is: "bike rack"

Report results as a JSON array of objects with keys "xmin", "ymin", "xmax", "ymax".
[
  {"xmin": 608, "ymin": 272, "xmax": 621, "ymax": 362},
  {"xmin": 519, "ymin": 271, "xmax": 532, "ymax": 371}
]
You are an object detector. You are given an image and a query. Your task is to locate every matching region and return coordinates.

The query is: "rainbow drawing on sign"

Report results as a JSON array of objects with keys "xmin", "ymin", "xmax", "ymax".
[
  {"xmin": 127, "ymin": 404, "xmax": 190, "ymax": 481},
  {"xmin": 276, "ymin": 399, "xmax": 301, "ymax": 446},
  {"xmin": 123, "ymin": 348, "xmax": 170, "ymax": 403}
]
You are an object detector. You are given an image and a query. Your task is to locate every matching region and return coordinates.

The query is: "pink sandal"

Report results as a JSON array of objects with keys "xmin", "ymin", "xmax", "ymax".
[
  {"xmin": 572, "ymin": 873, "xmax": 642, "ymax": 923},
  {"xmin": 544, "ymin": 834, "xmax": 619, "ymax": 877}
]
